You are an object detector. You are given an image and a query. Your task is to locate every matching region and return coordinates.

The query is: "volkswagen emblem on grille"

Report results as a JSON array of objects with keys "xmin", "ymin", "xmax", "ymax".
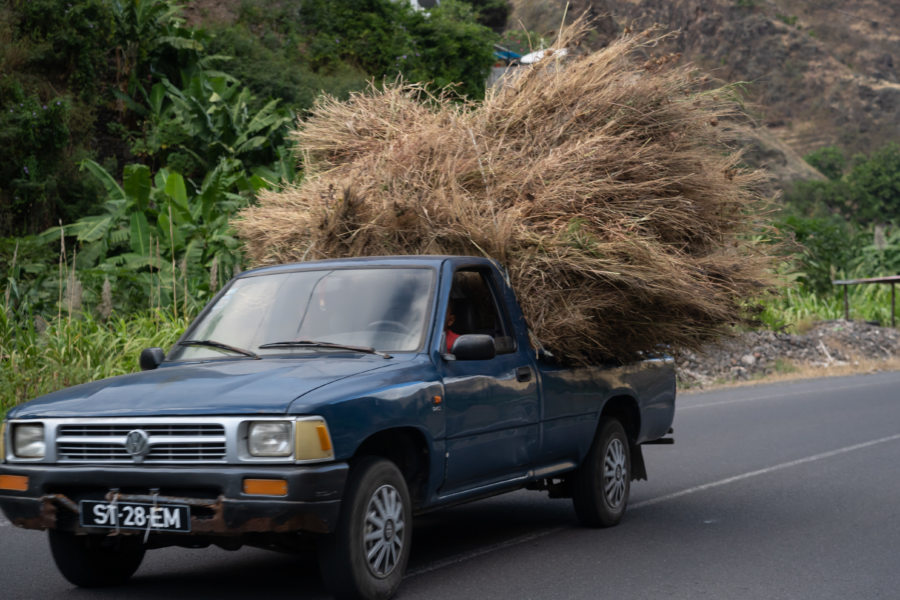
[{"xmin": 124, "ymin": 429, "xmax": 150, "ymax": 462}]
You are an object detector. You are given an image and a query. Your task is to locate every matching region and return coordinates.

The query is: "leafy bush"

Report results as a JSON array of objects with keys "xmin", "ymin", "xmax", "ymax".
[
  {"xmin": 16, "ymin": 0, "xmax": 115, "ymax": 97},
  {"xmin": 205, "ymin": 25, "xmax": 369, "ymax": 114},
  {"xmin": 789, "ymin": 142, "xmax": 900, "ymax": 225},
  {"xmin": 845, "ymin": 142, "xmax": 900, "ymax": 225},
  {"xmin": 774, "ymin": 214, "xmax": 865, "ymax": 294},
  {"xmin": 0, "ymin": 85, "xmax": 74, "ymax": 233},
  {"xmin": 804, "ymin": 145, "xmax": 845, "ymax": 181},
  {"xmin": 853, "ymin": 224, "xmax": 900, "ymax": 278},
  {"xmin": 405, "ymin": 0, "xmax": 497, "ymax": 99},
  {"xmin": 297, "ymin": 0, "xmax": 496, "ymax": 99},
  {"xmin": 467, "ymin": 0, "xmax": 510, "ymax": 32}
]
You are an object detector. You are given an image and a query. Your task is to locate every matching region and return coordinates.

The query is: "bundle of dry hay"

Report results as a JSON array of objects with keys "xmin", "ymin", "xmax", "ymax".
[{"xmin": 235, "ymin": 23, "xmax": 775, "ymax": 364}]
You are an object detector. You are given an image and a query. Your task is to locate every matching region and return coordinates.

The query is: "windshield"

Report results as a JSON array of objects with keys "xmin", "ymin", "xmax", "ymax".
[{"xmin": 169, "ymin": 267, "xmax": 435, "ymax": 360}]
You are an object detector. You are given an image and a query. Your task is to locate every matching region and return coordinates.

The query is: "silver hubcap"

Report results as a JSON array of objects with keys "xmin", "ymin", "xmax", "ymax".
[
  {"xmin": 364, "ymin": 484, "xmax": 405, "ymax": 578},
  {"xmin": 603, "ymin": 438, "xmax": 627, "ymax": 508}
]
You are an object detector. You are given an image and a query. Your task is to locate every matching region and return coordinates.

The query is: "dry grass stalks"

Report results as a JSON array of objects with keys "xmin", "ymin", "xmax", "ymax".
[{"xmin": 235, "ymin": 20, "xmax": 775, "ymax": 363}]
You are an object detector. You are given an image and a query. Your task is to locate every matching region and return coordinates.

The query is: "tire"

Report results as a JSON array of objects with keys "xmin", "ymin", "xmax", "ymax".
[
  {"xmin": 571, "ymin": 417, "xmax": 631, "ymax": 528},
  {"xmin": 318, "ymin": 457, "xmax": 412, "ymax": 600},
  {"xmin": 48, "ymin": 531, "xmax": 145, "ymax": 587}
]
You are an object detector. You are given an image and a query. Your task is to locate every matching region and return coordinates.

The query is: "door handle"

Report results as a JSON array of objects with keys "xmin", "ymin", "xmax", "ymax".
[{"xmin": 516, "ymin": 366, "xmax": 532, "ymax": 382}]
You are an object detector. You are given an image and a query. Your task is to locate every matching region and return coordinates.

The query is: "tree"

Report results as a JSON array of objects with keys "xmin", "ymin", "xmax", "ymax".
[
  {"xmin": 846, "ymin": 142, "xmax": 900, "ymax": 224},
  {"xmin": 468, "ymin": 0, "xmax": 510, "ymax": 33},
  {"xmin": 804, "ymin": 145, "xmax": 845, "ymax": 181}
]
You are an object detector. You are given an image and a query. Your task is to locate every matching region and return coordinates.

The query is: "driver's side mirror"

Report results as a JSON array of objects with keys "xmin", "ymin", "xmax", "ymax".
[
  {"xmin": 139, "ymin": 347, "xmax": 165, "ymax": 371},
  {"xmin": 450, "ymin": 334, "xmax": 496, "ymax": 361}
]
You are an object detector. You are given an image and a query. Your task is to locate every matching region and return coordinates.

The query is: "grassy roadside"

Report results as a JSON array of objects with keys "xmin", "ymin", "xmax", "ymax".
[{"xmin": 0, "ymin": 310, "xmax": 191, "ymax": 417}]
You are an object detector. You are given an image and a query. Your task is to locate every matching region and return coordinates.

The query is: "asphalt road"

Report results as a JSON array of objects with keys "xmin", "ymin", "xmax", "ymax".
[{"xmin": 2, "ymin": 371, "xmax": 900, "ymax": 599}]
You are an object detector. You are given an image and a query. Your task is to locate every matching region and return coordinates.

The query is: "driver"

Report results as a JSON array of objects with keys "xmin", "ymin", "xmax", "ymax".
[{"xmin": 445, "ymin": 301, "xmax": 461, "ymax": 352}]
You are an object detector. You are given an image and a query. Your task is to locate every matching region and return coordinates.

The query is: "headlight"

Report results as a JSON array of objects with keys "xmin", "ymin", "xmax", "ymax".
[
  {"xmin": 248, "ymin": 421, "xmax": 292, "ymax": 457},
  {"xmin": 13, "ymin": 423, "xmax": 45, "ymax": 459},
  {"xmin": 0, "ymin": 422, "xmax": 6, "ymax": 462}
]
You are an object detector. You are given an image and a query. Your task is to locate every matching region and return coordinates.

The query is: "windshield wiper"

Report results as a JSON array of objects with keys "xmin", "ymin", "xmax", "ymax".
[
  {"xmin": 259, "ymin": 340, "xmax": 392, "ymax": 359},
  {"xmin": 178, "ymin": 339, "xmax": 260, "ymax": 359}
]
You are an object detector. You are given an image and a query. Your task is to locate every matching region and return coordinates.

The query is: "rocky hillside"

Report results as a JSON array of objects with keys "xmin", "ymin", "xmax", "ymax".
[{"xmin": 511, "ymin": 0, "xmax": 900, "ymax": 186}]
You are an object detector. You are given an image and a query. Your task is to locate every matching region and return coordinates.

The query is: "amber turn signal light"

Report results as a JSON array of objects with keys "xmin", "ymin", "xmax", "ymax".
[
  {"xmin": 0, "ymin": 474, "xmax": 28, "ymax": 492},
  {"xmin": 316, "ymin": 424, "xmax": 332, "ymax": 452},
  {"xmin": 243, "ymin": 478, "xmax": 288, "ymax": 496}
]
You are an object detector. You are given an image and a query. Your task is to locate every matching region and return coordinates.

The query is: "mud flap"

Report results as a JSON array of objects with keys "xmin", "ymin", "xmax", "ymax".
[{"xmin": 630, "ymin": 444, "xmax": 648, "ymax": 481}]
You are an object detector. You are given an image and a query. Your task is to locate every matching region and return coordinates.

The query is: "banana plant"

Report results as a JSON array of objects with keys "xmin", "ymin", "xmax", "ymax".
[
  {"xmin": 109, "ymin": 0, "xmax": 204, "ymax": 107},
  {"xmin": 40, "ymin": 157, "xmax": 254, "ymax": 309},
  {"xmin": 135, "ymin": 69, "xmax": 292, "ymax": 175}
]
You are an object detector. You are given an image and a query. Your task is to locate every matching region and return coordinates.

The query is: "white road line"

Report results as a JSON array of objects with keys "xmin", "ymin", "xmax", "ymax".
[
  {"xmin": 632, "ymin": 432, "xmax": 900, "ymax": 510},
  {"xmin": 679, "ymin": 378, "xmax": 900, "ymax": 411},
  {"xmin": 408, "ymin": 432, "xmax": 900, "ymax": 577}
]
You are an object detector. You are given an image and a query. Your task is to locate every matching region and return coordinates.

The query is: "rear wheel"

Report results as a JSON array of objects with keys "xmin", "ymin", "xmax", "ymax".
[
  {"xmin": 571, "ymin": 417, "xmax": 631, "ymax": 528},
  {"xmin": 318, "ymin": 457, "xmax": 412, "ymax": 600},
  {"xmin": 48, "ymin": 531, "xmax": 145, "ymax": 587}
]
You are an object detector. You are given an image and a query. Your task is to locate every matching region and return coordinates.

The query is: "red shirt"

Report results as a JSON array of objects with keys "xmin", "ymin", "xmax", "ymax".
[{"xmin": 446, "ymin": 330, "xmax": 460, "ymax": 352}]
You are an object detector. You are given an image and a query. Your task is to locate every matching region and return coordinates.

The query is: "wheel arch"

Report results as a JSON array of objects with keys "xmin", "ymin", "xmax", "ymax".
[
  {"xmin": 599, "ymin": 394, "xmax": 647, "ymax": 481},
  {"xmin": 600, "ymin": 394, "xmax": 641, "ymax": 443},
  {"xmin": 352, "ymin": 427, "xmax": 431, "ymax": 508}
]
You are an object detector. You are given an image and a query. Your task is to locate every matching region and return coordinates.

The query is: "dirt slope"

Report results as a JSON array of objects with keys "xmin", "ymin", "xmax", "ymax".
[{"xmin": 511, "ymin": 0, "xmax": 900, "ymax": 181}]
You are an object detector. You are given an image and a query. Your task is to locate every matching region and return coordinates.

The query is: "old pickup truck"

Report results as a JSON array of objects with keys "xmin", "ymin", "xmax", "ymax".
[{"xmin": 0, "ymin": 255, "xmax": 675, "ymax": 599}]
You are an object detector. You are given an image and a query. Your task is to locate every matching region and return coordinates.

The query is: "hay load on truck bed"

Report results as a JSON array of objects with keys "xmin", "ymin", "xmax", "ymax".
[
  {"xmin": 236, "ymin": 23, "xmax": 775, "ymax": 366},
  {"xmin": 1, "ymin": 255, "xmax": 675, "ymax": 600}
]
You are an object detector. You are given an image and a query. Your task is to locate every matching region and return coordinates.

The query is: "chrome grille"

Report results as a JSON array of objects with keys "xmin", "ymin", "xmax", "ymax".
[
  {"xmin": 56, "ymin": 423, "xmax": 226, "ymax": 464},
  {"xmin": 59, "ymin": 424, "xmax": 223, "ymax": 436}
]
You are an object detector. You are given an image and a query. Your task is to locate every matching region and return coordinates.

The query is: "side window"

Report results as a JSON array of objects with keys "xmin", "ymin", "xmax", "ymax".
[{"xmin": 447, "ymin": 269, "xmax": 516, "ymax": 355}]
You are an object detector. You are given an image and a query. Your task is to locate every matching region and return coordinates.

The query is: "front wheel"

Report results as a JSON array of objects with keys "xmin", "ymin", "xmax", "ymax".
[
  {"xmin": 48, "ymin": 531, "xmax": 145, "ymax": 587},
  {"xmin": 318, "ymin": 457, "xmax": 412, "ymax": 600},
  {"xmin": 571, "ymin": 417, "xmax": 631, "ymax": 528}
]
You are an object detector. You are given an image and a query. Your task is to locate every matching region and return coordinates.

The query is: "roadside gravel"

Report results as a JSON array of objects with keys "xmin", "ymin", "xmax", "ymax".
[{"xmin": 676, "ymin": 320, "xmax": 900, "ymax": 388}]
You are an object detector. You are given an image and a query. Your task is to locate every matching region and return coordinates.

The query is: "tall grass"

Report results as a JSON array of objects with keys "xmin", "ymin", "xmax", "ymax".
[
  {"xmin": 0, "ymin": 310, "xmax": 191, "ymax": 416},
  {"xmin": 760, "ymin": 283, "xmax": 899, "ymax": 331}
]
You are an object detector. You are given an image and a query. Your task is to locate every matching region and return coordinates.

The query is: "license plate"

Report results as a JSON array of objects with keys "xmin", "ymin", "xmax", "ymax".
[{"xmin": 79, "ymin": 500, "xmax": 191, "ymax": 533}]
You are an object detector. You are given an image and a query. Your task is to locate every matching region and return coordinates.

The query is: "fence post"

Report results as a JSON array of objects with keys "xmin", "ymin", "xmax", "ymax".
[{"xmin": 843, "ymin": 286, "xmax": 849, "ymax": 320}]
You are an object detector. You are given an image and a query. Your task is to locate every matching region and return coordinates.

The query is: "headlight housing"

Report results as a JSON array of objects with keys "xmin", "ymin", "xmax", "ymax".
[
  {"xmin": 0, "ymin": 421, "xmax": 6, "ymax": 462},
  {"xmin": 244, "ymin": 418, "xmax": 334, "ymax": 462},
  {"xmin": 294, "ymin": 418, "xmax": 334, "ymax": 462},
  {"xmin": 248, "ymin": 421, "xmax": 292, "ymax": 457},
  {"xmin": 13, "ymin": 423, "xmax": 45, "ymax": 459}
]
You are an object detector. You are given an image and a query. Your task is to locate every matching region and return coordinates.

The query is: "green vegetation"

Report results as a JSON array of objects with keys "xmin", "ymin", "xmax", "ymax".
[
  {"xmin": 0, "ymin": 309, "xmax": 190, "ymax": 415},
  {"xmin": 775, "ymin": 13, "xmax": 799, "ymax": 27},
  {"xmin": 804, "ymin": 145, "xmax": 845, "ymax": 181},
  {"xmin": 788, "ymin": 143, "xmax": 900, "ymax": 224},
  {"xmin": 770, "ymin": 141, "xmax": 900, "ymax": 330},
  {"xmin": 1, "ymin": 0, "xmax": 499, "ymax": 410}
]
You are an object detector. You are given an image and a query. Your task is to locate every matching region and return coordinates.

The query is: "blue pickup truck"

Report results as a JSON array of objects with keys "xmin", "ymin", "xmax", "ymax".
[{"xmin": 0, "ymin": 256, "xmax": 675, "ymax": 599}]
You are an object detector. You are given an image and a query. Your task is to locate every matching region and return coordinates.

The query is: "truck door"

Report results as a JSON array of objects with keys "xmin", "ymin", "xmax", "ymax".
[{"xmin": 438, "ymin": 267, "xmax": 540, "ymax": 495}]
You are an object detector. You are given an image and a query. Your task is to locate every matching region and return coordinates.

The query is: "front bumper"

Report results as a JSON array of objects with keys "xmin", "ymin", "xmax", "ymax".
[{"xmin": 0, "ymin": 462, "xmax": 348, "ymax": 536}]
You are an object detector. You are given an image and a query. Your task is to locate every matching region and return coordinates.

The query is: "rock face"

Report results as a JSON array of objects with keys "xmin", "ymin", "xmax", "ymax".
[
  {"xmin": 677, "ymin": 320, "xmax": 900, "ymax": 386},
  {"xmin": 511, "ymin": 0, "xmax": 900, "ymax": 178}
]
